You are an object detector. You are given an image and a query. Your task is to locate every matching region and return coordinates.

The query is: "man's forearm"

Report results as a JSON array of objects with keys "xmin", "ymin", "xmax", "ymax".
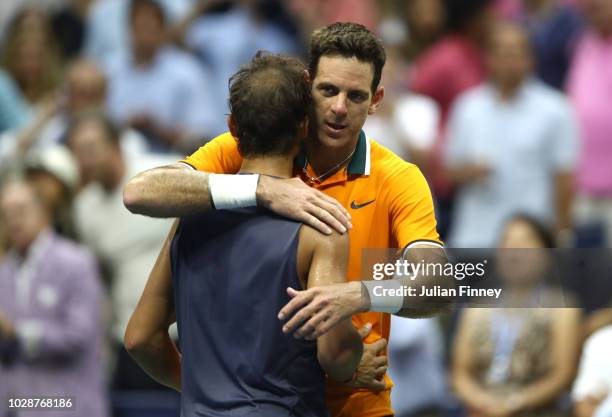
[
  {"xmin": 318, "ymin": 320, "xmax": 363, "ymax": 382},
  {"xmin": 123, "ymin": 165, "xmax": 213, "ymax": 217},
  {"xmin": 127, "ymin": 331, "xmax": 182, "ymax": 391}
]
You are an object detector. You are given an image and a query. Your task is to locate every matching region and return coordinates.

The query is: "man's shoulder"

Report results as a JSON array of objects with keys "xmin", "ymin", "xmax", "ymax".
[
  {"xmin": 300, "ymin": 225, "xmax": 348, "ymax": 255},
  {"xmin": 527, "ymin": 80, "xmax": 573, "ymax": 116}
]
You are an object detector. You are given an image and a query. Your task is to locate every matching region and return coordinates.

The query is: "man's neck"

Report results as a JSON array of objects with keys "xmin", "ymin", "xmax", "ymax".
[
  {"xmin": 133, "ymin": 50, "xmax": 156, "ymax": 67},
  {"xmin": 494, "ymin": 79, "xmax": 525, "ymax": 102},
  {"xmin": 14, "ymin": 227, "xmax": 50, "ymax": 260},
  {"xmin": 239, "ymin": 154, "xmax": 294, "ymax": 178},
  {"xmin": 304, "ymin": 137, "xmax": 358, "ymax": 177}
]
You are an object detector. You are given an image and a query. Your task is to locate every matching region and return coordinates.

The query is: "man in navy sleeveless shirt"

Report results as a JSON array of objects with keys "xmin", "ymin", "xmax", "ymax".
[{"xmin": 124, "ymin": 52, "xmax": 363, "ymax": 417}]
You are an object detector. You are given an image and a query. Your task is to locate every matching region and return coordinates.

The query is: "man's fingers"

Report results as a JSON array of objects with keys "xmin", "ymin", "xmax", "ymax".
[
  {"xmin": 369, "ymin": 338, "xmax": 387, "ymax": 354},
  {"xmin": 357, "ymin": 323, "xmax": 373, "ymax": 339},
  {"xmin": 365, "ymin": 379, "xmax": 386, "ymax": 392},
  {"xmin": 295, "ymin": 311, "xmax": 329, "ymax": 339},
  {"xmin": 314, "ymin": 190, "xmax": 351, "ymax": 222},
  {"xmin": 374, "ymin": 366, "xmax": 388, "ymax": 379},
  {"xmin": 297, "ymin": 211, "xmax": 333, "ymax": 235},
  {"xmin": 305, "ymin": 319, "xmax": 334, "ymax": 340},
  {"xmin": 281, "ymin": 302, "xmax": 319, "ymax": 335},
  {"xmin": 305, "ymin": 204, "xmax": 347, "ymax": 235},
  {"xmin": 278, "ymin": 289, "xmax": 314, "ymax": 320},
  {"xmin": 372, "ymin": 356, "xmax": 388, "ymax": 367},
  {"xmin": 313, "ymin": 197, "xmax": 352, "ymax": 231}
]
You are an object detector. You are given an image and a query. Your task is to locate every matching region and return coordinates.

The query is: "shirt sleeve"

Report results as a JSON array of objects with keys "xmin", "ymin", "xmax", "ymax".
[
  {"xmin": 180, "ymin": 132, "xmax": 243, "ymax": 174},
  {"xmin": 385, "ymin": 161, "xmax": 443, "ymax": 248}
]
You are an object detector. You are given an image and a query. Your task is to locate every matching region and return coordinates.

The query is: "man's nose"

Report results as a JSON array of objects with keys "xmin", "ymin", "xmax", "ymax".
[{"xmin": 331, "ymin": 93, "xmax": 348, "ymax": 118}]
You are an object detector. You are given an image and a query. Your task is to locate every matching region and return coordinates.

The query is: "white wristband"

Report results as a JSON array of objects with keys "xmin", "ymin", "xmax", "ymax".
[
  {"xmin": 362, "ymin": 280, "xmax": 403, "ymax": 314},
  {"xmin": 208, "ymin": 173, "xmax": 259, "ymax": 209}
]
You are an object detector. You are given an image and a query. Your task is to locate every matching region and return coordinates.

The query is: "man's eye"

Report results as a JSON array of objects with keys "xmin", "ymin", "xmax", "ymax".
[
  {"xmin": 320, "ymin": 86, "xmax": 337, "ymax": 96},
  {"xmin": 349, "ymin": 92, "xmax": 368, "ymax": 102}
]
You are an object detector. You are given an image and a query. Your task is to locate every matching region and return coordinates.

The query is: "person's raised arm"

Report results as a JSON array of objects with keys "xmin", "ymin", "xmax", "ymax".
[
  {"xmin": 123, "ymin": 163, "xmax": 216, "ymax": 217},
  {"xmin": 299, "ymin": 227, "xmax": 363, "ymax": 382},
  {"xmin": 123, "ymin": 134, "xmax": 351, "ymax": 233},
  {"xmin": 124, "ymin": 221, "xmax": 181, "ymax": 391}
]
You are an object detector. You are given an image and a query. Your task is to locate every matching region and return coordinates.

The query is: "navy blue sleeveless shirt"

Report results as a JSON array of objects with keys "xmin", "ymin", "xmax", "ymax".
[{"xmin": 171, "ymin": 208, "xmax": 328, "ymax": 417}]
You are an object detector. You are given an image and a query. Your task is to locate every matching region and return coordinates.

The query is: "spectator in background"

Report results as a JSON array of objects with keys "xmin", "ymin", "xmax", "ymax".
[
  {"xmin": 85, "ymin": 0, "xmax": 193, "ymax": 66},
  {"xmin": 0, "ymin": 59, "xmax": 147, "ymax": 165},
  {"xmin": 288, "ymin": 0, "xmax": 379, "ymax": 37},
  {"xmin": 176, "ymin": 0, "xmax": 301, "ymax": 137},
  {"xmin": 495, "ymin": 0, "xmax": 582, "ymax": 21},
  {"xmin": 24, "ymin": 146, "xmax": 79, "ymax": 240},
  {"xmin": 402, "ymin": 0, "xmax": 447, "ymax": 60},
  {"xmin": 0, "ymin": 7, "xmax": 62, "ymax": 109},
  {"xmin": 51, "ymin": 0, "xmax": 95, "ymax": 60},
  {"xmin": 363, "ymin": 45, "xmax": 440, "ymax": 169},
  {"xmin": 68, "ymin": 112, "xmax": 174, "ymax": 390},
  {"xmin": 0, "ymin": 69, "xmax": 29, "ymax": 133},
  {"xmin": 445, "ymin": 23, "xmax": 578, "ymax": 248},
  {"xmin": 573, "ymin": 325, "xmax": 612, "ymax": 417},
  {"xmin": 388, "ymin": 315, "xmax": 449, "ymax": 417},
  {"xmin": 568, "ymin": 0, "xmax": 612, "ymax": 247},
  {"xmin": 519, "ymin": 0, "xmax": 584, "ymax": 90},
  {"xmin": 105, "ymin": 0, "xmax": 215, "ymax": 153},
  {"xmin": 0, "ymin": 0, "xmax": 66, "ymax": 41},
  {"xmin": 409, "ymin": 0, "xmax": 494, "ymax": 238},
  {"xmin": 0, "ymin": 180, "xmax": 107, "ymax": 417},
  {"xmin": 452, "ymin": 215, "xmax": 581, "ymax": 417}
]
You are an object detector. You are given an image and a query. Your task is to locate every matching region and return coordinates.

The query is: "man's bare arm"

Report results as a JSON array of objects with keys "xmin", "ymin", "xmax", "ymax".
[
  {"xmin": 278, "ymin": 244, "xmax": 452, "ymax": 339},
  {"xmin": 123, "ymin": 164, "xmax": 213, "ymax": 218},
  {"xmin": 392, "ymin": 245, "xmax": 454, "ymax": 318},
  {"xmin": 300, "ymin": 229, "xmax": 363, "ymax": 382},
  {"xmin": 123, "ymin": 164, "xmax": 351, "ymax": 234},
  {"xmin": 124, "ymin": 221, "xmax": 181, "ymax": 391}
]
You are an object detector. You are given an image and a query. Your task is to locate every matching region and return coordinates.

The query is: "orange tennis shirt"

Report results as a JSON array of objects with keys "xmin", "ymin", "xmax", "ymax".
[{"xmin": 181, "ymin": 131, "xmax": 442, "ymax": 417}]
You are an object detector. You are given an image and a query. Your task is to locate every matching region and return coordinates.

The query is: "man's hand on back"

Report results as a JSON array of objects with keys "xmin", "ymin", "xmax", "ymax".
[
  {"xmin": 278, "ymin": 282, "xmax": 368, "ymax": 340},
  {"xmin": 344, "ymin": 324, "xmax": 387, "ymax": 392},
  {"xmin": 256, "ymin": 176, "xmax": 352, "ymax": 235}
]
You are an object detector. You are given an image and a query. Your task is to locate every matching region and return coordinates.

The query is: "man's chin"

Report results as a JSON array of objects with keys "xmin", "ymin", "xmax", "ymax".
[{"xmin": 316, "ymin": 130, "xmax": 354, "ymax": 149}]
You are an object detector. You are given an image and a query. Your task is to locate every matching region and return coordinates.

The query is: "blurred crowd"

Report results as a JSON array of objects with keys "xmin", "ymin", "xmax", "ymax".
[{"xmin": 0, "ymin": 0, "xmax": 611, "ymax": 416}]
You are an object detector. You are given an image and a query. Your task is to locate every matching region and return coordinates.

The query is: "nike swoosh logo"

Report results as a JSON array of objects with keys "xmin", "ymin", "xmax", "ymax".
[{"xmin": 351, "ymin": 199, "xmax": 375, "ymax": 209}]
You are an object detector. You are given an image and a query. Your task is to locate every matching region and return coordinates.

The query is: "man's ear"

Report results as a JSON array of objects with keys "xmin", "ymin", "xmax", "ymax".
[
  {"xmin": 368, "ymin": 86, "xmax": 385, "ymax": 115},
  {"xmin": 228, "ymin": 114, "xmax": 238, "ymax": 138},
  {"xmin": 304, "ymin": 69, "xmax": 311, "ymax": 84}
]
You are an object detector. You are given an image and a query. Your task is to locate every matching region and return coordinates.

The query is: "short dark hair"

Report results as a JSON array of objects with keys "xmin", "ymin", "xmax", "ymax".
[
  {"xmin": 229, "ymin": 51, "xmax": 310, "ymax": 158},
  {"xmin": 309, "ymin": 22, "xmax": 386, "ymax": 93},
  {"xmin": 445, "ymin": 0, "xmax": 492, "ymax": 32},
  {"xmin": 66, "ymin": 111, "xmax": 121, "ymax": 147},
  {"xmin": 129, "ymin": 0, "xmax": 166, "ymax": 24},
  {"xmin": 505, "ymin": 213, "xmax": 556, "ymax": 249}
]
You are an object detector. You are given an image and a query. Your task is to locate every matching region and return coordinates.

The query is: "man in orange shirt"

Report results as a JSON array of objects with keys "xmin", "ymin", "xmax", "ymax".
[{"xmin": 124, "ymin": 23, "xmax": 451, "ymax": 417}]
